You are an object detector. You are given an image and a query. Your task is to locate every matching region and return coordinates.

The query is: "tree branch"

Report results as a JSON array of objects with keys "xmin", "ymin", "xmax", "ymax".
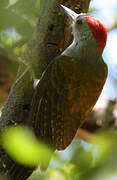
[{"xmin": 76, "ymin": 128, "xmax": 99, "ymax": 144}]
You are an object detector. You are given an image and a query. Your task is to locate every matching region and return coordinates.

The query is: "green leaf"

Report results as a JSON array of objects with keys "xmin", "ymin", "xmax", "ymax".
[{"xmin": 2, "ymin": 126, "xmax": 53, "ymax": 167}]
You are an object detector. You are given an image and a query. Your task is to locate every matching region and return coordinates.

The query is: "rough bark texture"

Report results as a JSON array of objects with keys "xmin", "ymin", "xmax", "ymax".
[{"xmin": 0, "ymin": 0, "xmax": 91, "ymax": 179}]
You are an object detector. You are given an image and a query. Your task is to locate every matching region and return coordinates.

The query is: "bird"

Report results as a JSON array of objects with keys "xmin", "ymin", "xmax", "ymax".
[{"xmin": 28, "ymin": 3, "xmax": 108, "ymax": 172}]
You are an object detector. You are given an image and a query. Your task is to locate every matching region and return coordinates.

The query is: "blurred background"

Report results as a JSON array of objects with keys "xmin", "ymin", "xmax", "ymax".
[{"xmin": 0, "ymin": 0, "xmax": 117, "ymax": 179}]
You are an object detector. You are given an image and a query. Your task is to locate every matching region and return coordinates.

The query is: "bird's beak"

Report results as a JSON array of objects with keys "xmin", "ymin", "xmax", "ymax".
[{"xmin": 60, "ymin": 5, "xmax": 78, "ymax": 22}]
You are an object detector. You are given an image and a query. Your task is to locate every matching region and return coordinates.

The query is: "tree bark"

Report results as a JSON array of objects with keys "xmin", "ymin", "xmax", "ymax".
[{"xmin": 0, "ymin": 0, "xmax": 91, "ymax": 179}]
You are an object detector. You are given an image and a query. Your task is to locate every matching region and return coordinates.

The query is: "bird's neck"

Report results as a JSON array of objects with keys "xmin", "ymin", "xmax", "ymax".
[{"xmin": 62, "ymin": 38, "xmax": 102, "ymax": 64}]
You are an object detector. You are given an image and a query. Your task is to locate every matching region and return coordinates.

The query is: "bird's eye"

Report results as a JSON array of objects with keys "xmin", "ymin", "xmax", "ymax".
[{"xmin": 77, "ymin": 19, "xmax": 82, "ymax": 25}]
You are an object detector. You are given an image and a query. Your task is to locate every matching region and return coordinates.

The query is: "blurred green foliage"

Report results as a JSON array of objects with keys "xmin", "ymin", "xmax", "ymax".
[
  {"xmin": 0, "ymin": 0, "xmax": 41, "ymax": 56},
  {"xmin": 1, "ymin": 126, "xmax": 117, "ymax": 180},
  {"xmin": 2, "ymin": 126, "xmax": 53, "ymax": 168},
  {"xmin": 0, "ymin": 0, "xmax": 42, "ymax": 104}
]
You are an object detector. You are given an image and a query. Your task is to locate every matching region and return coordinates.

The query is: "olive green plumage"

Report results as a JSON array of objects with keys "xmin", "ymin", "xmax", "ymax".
[{"xmin": 29, "ymin": 54, "xmax": 107, "ymax": 150}]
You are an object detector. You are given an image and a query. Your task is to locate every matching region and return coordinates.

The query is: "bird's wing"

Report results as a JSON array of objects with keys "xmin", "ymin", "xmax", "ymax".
[
  {"xmin": 28, "ymin": 55, "xmax": 83, "ymax": 150},
  {"xmin": 28, "ymin": 55, "xmax": 107, "ymax": 150}
]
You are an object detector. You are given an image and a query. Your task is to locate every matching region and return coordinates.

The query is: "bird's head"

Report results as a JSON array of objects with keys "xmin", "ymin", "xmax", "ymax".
[{"xmin": 61, "ymin": 5, "xmax": 107, "ymax": 53}]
